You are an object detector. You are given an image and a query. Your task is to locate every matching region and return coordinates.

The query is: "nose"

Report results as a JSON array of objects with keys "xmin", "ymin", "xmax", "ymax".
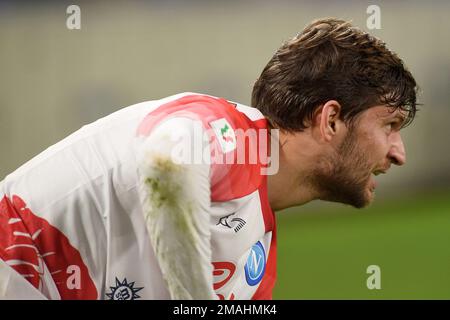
[{"xmin": 388, "ymin": 132, "xmax": 406, "ymax": 166}]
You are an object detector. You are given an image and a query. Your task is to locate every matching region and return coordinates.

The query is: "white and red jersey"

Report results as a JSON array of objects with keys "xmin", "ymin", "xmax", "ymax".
[{"xmin": 0, "ymin": 93, "xmax": 276, "ymax": 300}]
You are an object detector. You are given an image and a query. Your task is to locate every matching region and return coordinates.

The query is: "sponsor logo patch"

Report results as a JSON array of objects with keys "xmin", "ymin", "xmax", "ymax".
[
  {"xmin": 106, "ymin": 277, "xmax": 144, "ymax": 300},
  {"xmin": 212, "ymin": 261, "xmax": 236, "ymax": 290}
]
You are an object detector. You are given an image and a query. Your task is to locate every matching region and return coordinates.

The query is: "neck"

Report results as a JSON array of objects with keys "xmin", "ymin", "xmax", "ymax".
[{"xmin": 266, "ymin": 143, "xmax": 320, "ymax": 211}]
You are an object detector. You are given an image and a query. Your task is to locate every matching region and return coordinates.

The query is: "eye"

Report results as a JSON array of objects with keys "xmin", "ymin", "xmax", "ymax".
[
  {"xmin": 385, "ymin": 122, "xmax": 393, "ymax": 132},
  {"xmin": 386, "ymin": 120, "xmax": 400, "ymax": 132}
]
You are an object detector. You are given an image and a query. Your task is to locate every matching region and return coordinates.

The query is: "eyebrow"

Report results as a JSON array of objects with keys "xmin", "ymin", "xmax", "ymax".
[
  {"xmin": 381, "ymin": 110, "xmax": 405, "ymax": 121},
  {"xmin": 388, "ymin": 112, "xmax": 408, "ymax": 129},
  {"xmin": 380, "ymin": 111, "xmax": 407, "ymax": 128}
]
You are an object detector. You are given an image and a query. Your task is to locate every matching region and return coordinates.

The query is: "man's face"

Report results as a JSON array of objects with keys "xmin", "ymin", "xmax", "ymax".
[{"xmin": 315, "ymin": 105, "xmax": 407, "ymax": 208}]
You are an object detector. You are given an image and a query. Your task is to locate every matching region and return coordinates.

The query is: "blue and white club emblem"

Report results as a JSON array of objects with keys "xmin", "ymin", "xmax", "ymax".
[{"xmin": 244, "ymin": 241, "xmax": 266, "ymax": 286}]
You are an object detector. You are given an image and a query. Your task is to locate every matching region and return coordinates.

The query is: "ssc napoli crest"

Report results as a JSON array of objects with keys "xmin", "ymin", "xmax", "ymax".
[{"xmin": 244, "ymin": 241, "xmax": 266, "ymax": 286}]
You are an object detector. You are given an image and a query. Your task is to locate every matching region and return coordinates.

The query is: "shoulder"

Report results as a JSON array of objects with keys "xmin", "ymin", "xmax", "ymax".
[
  {"xmin": 136, "ymin": 92, "xmax": 266, "ymax": 136},
  {"xmin": 136, "ymin": 93, "xmax": 271, "ymax": 202}
]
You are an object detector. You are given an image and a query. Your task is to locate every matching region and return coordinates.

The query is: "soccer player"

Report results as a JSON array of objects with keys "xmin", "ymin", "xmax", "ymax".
[{"xmin": 0, "ymin": 18, "xmax": 417, "ymax": 300}]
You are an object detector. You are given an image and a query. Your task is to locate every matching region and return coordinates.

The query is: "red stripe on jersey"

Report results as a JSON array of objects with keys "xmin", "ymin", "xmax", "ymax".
[
  {"xmin": 137, "ymin": 94, "xmax": 234, "ymax": 137},
  {"xmin": 252, "ymin": 176, "xmax": 277, "ymax": 300},
  {"xmin": 136, "ymin": 94, "xmax": 270, "ymax": 202},
  {"xmin": 258, "ymin": 175, "xmax": 275, "ymax": 232},
  {"xmin": 0, "ymin": 195, "xmax": 98, "ymax": 299},
  {"xmin": 251, "ymin": 229, "xmax": 277, "ymax": 300}
]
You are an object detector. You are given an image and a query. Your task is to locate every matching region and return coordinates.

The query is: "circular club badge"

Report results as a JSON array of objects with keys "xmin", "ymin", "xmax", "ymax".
[{"xmin": 244, "ymin": 241, "xmax": 266, "ymax": 286}]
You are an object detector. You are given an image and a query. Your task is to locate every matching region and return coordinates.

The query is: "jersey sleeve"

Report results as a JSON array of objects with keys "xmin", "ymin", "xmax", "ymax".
[
  {"xmin": 135, "ymin": 117, "xmax": 216, "ymax": 300},
  {"xmin": 0, "ymin": 258, "xmax": 47, "ymax": 299},
  {"xmin": 0, "ymin": 194, "xmax": 98, "ymax": 300}
]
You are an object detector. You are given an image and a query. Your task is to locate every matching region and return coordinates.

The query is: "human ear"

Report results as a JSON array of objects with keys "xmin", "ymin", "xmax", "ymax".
[{"xmin": 315, "ymin": 100, "xmax": 343, "ymax": 142}]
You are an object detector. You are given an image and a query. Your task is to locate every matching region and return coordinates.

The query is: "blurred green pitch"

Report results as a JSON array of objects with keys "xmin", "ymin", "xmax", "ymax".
[{"xmin": 274, "ymin": 190, "xmax": 450, "ymax": 299}]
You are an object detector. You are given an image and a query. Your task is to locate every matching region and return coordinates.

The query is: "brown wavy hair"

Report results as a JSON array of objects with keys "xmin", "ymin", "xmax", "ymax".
[{"xmin": 252, "ymin": 17, "xmax": 418, "ymax": 131}]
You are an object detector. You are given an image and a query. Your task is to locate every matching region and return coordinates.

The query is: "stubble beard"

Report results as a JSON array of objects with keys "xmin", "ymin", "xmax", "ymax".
[{"xmin": 313, "ymin": 129, "xmax": 373, "ymax": 208}]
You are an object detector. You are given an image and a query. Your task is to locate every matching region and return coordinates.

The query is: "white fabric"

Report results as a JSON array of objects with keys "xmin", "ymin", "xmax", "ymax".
[{"xmin": 0, "ymin": 93, "xmax": 273, "ymax": 300}]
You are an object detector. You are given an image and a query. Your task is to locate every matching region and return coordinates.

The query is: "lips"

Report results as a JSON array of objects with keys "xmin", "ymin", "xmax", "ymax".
[
  {"xmin": 369, "ymin": 176, "xmax": 377, "ymax": 191},
  {"xmin": 370, "ymin": 165, "xmax": 391, "ymax": 190},
  {"xmin": 373, "ymin": 164, "xmax": 391, "ymax": 176}
]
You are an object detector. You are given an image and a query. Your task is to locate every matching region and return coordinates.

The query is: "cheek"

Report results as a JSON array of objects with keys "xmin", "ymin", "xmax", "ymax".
[
  {"xmin": 359, "ymin": 130, "xmax": 389, "ymax": 161},
  {"xmin": 346, "ymin": 142, "xmax": 377, "ymax": 175},
  {"xmin": 372, "ymin": 133, "xmax": 391, "ymax": 159}
]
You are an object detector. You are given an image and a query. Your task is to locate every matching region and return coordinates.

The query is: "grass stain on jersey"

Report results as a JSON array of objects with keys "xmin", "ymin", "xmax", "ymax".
[
  {"xmin": 144, "ymin": 156, "xmax": 196, "ymax": 241},
  {"xmin": 141, "ymin": 154, "xmax": 210, "ymax": 299}
]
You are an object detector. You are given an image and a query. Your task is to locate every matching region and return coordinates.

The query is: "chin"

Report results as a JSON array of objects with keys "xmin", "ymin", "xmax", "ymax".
[
  {"xmin": 343, "ymin": 187, "xmax": 374, "ymax": 209},
  {"xmin": 352, "ymin": 188, "xmax": 375, "ymax": 209},
  {"xmin": 316, "ymin": 172, "xmax": 376, "ymax": 209},
  {"xmin": 349, "ymin": 198, "xmax": 369, "ymax": 209},
  {"xmin": 321, "ymin": 190, "xmax": 371, "ymax": 209}
]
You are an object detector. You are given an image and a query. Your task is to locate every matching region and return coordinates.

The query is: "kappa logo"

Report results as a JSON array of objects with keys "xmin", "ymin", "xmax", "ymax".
[
  {"xmin": 217, "ymin": 213, "xmax": 246, "ymax": 233},
  {"xmin": 106, "ymin": 277, "xmax": 144, "ymax": 300},
  {"xmin": 244, "ymin": 241, "xmax": 266, "ymax": 286},
  {"xmin": 209, "ymin": 118, "xmax": 236, "ymax": 153}
]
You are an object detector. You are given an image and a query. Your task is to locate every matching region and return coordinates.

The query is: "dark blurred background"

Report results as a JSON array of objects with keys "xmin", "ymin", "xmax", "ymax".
[{"xmin": 1, "ymin": 0, "xmax": 449, "ymax": 299}]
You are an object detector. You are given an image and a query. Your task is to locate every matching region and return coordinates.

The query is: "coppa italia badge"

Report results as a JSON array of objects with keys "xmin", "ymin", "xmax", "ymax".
[
  {"xmin": 209, "ymin": 118, "xmax": 236, "ymax": 153},
  {"xmin": 0, "ymin": 195, "xmax": 97, "ymax": 299}
]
